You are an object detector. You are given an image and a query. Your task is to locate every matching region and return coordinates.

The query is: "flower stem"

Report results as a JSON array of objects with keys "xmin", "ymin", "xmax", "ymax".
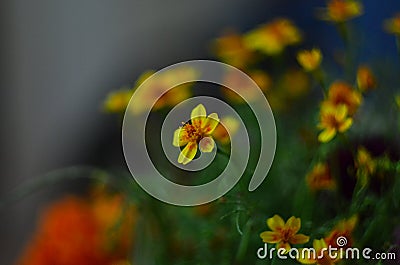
[{"xmin": 235, "ymin": 218, "xmax": 253, "ymax": 263}]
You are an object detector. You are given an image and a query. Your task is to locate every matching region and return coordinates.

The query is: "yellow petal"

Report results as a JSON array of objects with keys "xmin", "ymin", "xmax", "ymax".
[
  {"xmin": 335, "ymin": 104, "xmax": 348, "ymax": 120},
  {"xmin": 338, "ymin": 118, "xmax": 353, "ymax": 132},
  {"xmin": 290, "ymin": 234, "xmax": 310, "ymax": 244},
  {"xmin": 276, "ymin": 241, "xmax": 291, "ymax": 252},
  {"xmin": 173, "ymin": 128, "xmax": 189, "ymax": 147},
  {"xmin": 203, "ymin": 113, "xmax": 220, "ymax": 135},
  {"xmin": 191, "ymin": 104, "xmax": 206, "ymax": 121},
  {"xmin": 318, "ymin": 128, "xmax": 336, "ymax": 143},
  {"xmin": 286, "ymin": 216, "xmax": 301, "ymax": 234},
  {"xmin": 178, "ymin": 142, "xmax": 198, "ymax": 165},
  {"xmin": 199, "ymin": 137, "xmax": 215, "ymax": 153},
  {"xmin": 267, "ymin": 215, "xmax": 285, "ymax": 231},
  {"xmin": 297, "ymin": 249, "xmax": 317, "ymax": 264},
  {"xmin": 313, "ymin": 239, "xmax": 328, "ymax": 252},
  {"xmin": 346, "ymin": 215, "xmax": 358, "ymax": 231},
  {"xmin": 260, "ymin": 231, "xmax": 281, "ymax": 243}
]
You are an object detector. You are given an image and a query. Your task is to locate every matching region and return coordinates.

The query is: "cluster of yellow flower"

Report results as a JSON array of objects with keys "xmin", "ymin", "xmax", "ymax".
[
  {"xmin": 305, "ymin": 145, "xmax": 378, "ymax": 192},
  {"xmin": 260, "ymin": 215, "xmax": 357, "ymax": 265}
]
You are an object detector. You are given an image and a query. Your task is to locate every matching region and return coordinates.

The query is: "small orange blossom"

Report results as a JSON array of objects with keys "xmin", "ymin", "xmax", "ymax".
[{"xmin": 260, "ymin": 215, "xmax": 309, "ymax": 251}]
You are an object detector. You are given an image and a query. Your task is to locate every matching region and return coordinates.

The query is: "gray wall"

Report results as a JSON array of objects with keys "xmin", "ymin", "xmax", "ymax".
[{"xmin": 0, "ymin": 0, "xmax": 275, "ymax": 263}]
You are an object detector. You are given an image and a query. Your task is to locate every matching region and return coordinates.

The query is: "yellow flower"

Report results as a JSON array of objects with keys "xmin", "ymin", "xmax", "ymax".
[
  {"xmin": 212, "ymin": 116, "xmax": 240, "ymax": 145},
  {"xmin": 298, "ymin": 239, "xmax": 340, "ymax": 265},
  {"xmin": 213, "ymin": 31, "xmax": 255, "ymax": 69},
  {"xmin": 318, "ymin": 103, "xmax": 353, "ymax": 143},
  {"xmin": 325, "ymin": 215, "xmax": 357, "ymax": 248},
  {"xmin": 297, "ymin": 48, "xmax": 323, "ymax": 72},
  {"xmin": 103, "ymin": 88, "xmax": 133, "ymax": 113},
  {"xmin": 244, "ymin": 18, "xmax": 301, "ymax": 55},
  {"xmin": 131, "ymin": 67, "xmax": 196, "ymax": 114},
  {"xmin": 321, "ymin": 0, "xmax": 363, "ymax": 23},
  {"xmin": 260, "ymin": 215, "xmax": 309, "ymax": 251},
  {"xmin": 323, "ymin": 81, "xmax": 362, "ymax": 116},
  {"xmin": 384, "ymin": 13, "xmax": 400, "ymax": 35},
  {"xmin": 173, "ymin": 104, "xmax": 219, "ymax": 165},
  {"xmin": 396, "ymin": 95, "xmax": 400, "ymax": 109},
  {"xmin": 355, "ymin": 146, "xmax": 376, "ymax": 186},
  {"xmin": 357, "ymin": 65, "xmax": 376, "ymax": 92},
  {"xmin": 222, "ymin": 70, "xmax": 272, "ymax": 103},
  {"xmin": 306, "ymin": 163, "xmax": 336, "ymax": 191}
]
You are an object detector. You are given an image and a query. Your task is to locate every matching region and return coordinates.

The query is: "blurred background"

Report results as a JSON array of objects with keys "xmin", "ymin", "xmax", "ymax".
[{"xmin": 1, "ymin": 0, "xmax": 400, "ymax": 264}]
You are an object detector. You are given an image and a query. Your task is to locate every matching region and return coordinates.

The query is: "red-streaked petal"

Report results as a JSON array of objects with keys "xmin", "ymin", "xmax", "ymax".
[
  {"xmin": 286, "ymin": 216, "xmax": 301, "ymax": 234},
  {"xmin": 203, "ymin": 113, "xmax": 219, "ymax": 135},
  {"xmin": 191, "ymin": 104, "xmax": 206, "ymax": 127},
  {"xmin": 260, "ymin": 231, "xmax": 281, "ymax": 243},
  {"xmin": 178, "ymin": 142, "xmax": 198, "ymax": 165},
  {"xmin": 267, "ymin": 215, "xmax": 285, "ymax": 231}
]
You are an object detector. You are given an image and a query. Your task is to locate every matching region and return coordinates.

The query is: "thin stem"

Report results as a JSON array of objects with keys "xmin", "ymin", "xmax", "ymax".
[
  {"xmin": 235, "ymin": 218, "xmax": 253, "ymax": 263},
  {"xmin": 235, "ymin": 212, "xmax": 243, "ymax": 236},
  {"xmin": 313, "ymin": 68, "xmax": 328, "ymax": 98}
]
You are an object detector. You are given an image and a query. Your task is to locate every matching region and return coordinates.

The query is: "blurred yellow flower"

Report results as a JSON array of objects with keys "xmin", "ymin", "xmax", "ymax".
[
  {"xmin": 306, "ymin": 163, "xmax": 336, "ymax": 191},
  {"xmin": 384, "ymin": 13, "xmax": 400, "ymax": 35},
  {"xmin": 213, "ymin": 31, "xmax": 255, "ymax": 69},
  {"xmin": 297, "ymin": 48, "xmax": 323, "ymax": 72},
  {"xmin": 132, "ymin": 68, "xmax": 196, "ymax": 114},
  {"xmin": 265, "ymin": 69, "xmax": 310, "ymax": 111},
  {"xmin": 103, "ymin": 88, "xmax": 133, "ymax": 113},
  {"xmin": 281, "ymin": 69, "xmax": 311, "ymax": 98},
  {"xmin": 318, "ymin": 103, "xmax": 353, "ymax": 143},
  {"xmin": 325, "ymin": 215, "xmax": 357, "ymax": 248},
  {"xmin": 298, "ymin": 239, "xmax": 340, "ymax": 265},
  {"xmin": 222, "ymin": 70, "xmax": 272, "ymax": 103},
  {"xmin": 396, "ymin": 95, "xmax": 400, "ymax": 109},
  {"xmin": 173, "ymin": 104, "xmax": 219, "ymax": 165},
  {"xmin": 212, "ymin": 116, "xmax": 240, "ymax": 145},
  {"xmin": 321, "ymin": 0, "xmax": 363, "ymax": 23},
  {"xmin": 260, "ymin": 215, "xmax": 309, "ymax": 251},
  {"xmin": 244, "ymin": 18, "xmax": 301, "ymax": 55},
  {"xmin": 323, "ymin": 81, "xmax": 362, "ymax": 116},
  {"xmin": 355, "ymin": 146, "xmax": 376, "ymax": 186},
  {"xmin": 356, "ymin": 65, "xmax": 376, "ymax": 92}
]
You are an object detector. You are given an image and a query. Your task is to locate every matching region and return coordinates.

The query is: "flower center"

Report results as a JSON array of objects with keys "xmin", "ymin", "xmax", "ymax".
[
  {"xmin": 281, "ymin": 229, "xmax": 293, "ymax": 242},
  {"xmin": 183, "ymin": 123, "xmax": 203, "ymax": 143}
]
